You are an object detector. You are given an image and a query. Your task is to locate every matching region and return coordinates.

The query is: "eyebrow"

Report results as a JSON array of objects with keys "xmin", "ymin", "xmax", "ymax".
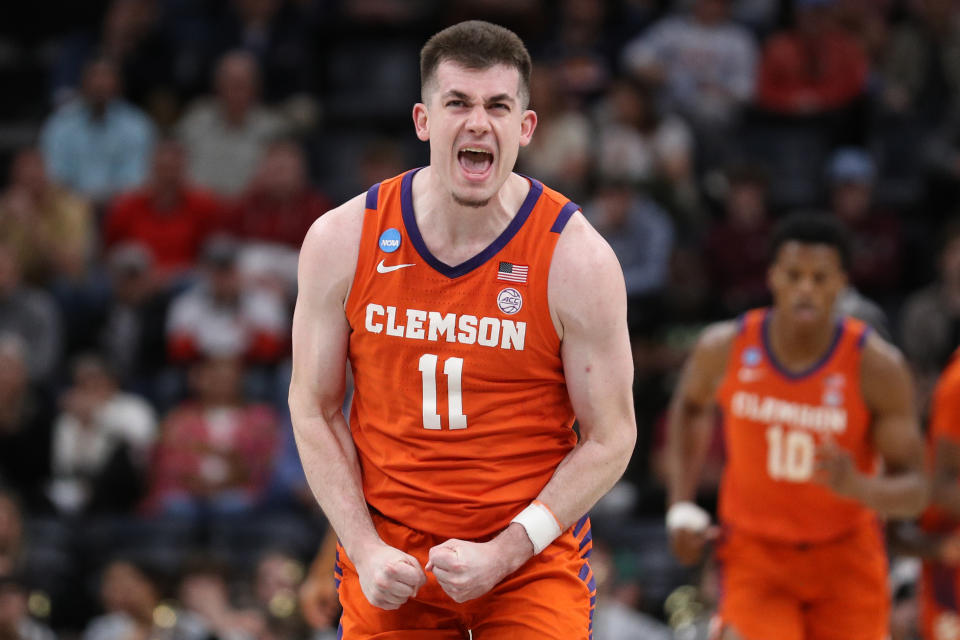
[{"xmin": 442, "ymin": 90, "xmax": 516, "ymax": 105}]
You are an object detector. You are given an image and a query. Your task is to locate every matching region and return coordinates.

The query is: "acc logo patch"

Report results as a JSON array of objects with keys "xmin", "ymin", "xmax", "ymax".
[
  {"xmin": 378, "ymin": 228, "xmax": 401, "ymax": 253},
  {"xmin": 497, "ymin": 288, "xmax": 522, "ymax": 315},
  {"xmin": 742, "ymin": 347, "xmax": 762, "ymax": 367}
]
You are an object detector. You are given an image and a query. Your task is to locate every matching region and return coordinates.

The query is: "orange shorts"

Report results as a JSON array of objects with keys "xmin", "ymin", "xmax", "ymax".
[
  {"xmin": 715, "ymin": 522, "xmax": 889, "ymax": 640},
  {"xmin": 919, "ymin": 561, "xmax": 960, "ymax": 640},
  {"xmin": 334, "ymin": 511, "xmax": 596, "ymax": 639}
]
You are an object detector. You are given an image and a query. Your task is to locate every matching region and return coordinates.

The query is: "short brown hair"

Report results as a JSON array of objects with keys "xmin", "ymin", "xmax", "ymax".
[{"xmin": 420, "ymin": 20, "xmax": 532, "ymax": 107}]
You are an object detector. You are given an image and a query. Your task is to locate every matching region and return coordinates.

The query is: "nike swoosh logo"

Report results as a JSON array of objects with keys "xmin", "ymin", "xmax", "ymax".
[{"xmin": 377, "ymin": 259, "xmax": 416, "ymax": 273}]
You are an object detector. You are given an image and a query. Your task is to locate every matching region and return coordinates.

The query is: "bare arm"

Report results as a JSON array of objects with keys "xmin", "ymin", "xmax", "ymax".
[
  {"xmin": 665, "ymin": 322, "xmax": 736, "ymax": 506},
  {"xmin": 289, "ymin": 195, "xmax": 425, "ymax": 609},
  {"xmin": 535, "ymin": 213, "xmax": 637, "ymax": 526},
  {"xmin": 821, "ymin": 333, "xmax": 929, "ymax": 518}
]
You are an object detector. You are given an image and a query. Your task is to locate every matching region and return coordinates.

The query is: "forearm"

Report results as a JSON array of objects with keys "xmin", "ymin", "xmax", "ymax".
[
  {"xmin": 666, "ymin": 402, "xmax": 714, "ymax": 506},
  {"xmin": 537, "ymin": 428, "xmax": 635, "ymax": 530},
  {"xmin": 855, "ymin": 470, "xmax": 929, "ymax": 519},
  {"xmin": 290, "ymin": 396, "xmax": 380, "ymax": 560}
]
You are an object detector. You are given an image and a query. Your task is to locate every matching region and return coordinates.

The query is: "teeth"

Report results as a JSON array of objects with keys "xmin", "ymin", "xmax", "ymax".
[{"xmin": 461, "ymin": 147, "xmax": 491, "ymax": 154}]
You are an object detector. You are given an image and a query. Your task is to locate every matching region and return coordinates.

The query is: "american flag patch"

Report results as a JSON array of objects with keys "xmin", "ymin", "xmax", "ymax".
[{"xmin": 497, "ymin": 261, "xmax": 529, "ymax": 283}]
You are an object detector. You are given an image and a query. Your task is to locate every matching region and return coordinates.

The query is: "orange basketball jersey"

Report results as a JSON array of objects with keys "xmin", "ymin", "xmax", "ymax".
[
  {"xmin": 715, "ymin": 308, "xmax": 877, "ymax": 543},
  {"xmin": 344, "ymin": 169, "xmax": 579, "ymax": 541},
  {"xmin": 918, "ymin": 349, "xmax": 960, "ymax": 639}
]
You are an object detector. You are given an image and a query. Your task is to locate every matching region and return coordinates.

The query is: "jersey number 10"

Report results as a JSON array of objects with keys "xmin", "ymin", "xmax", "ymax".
[
  {"xmin": 765, "ymin": 424, "xmax": 814, "ymax": 482},
  {"xmin": 419, "ymin": 354, "xmax": 467, "ymax": 430}
]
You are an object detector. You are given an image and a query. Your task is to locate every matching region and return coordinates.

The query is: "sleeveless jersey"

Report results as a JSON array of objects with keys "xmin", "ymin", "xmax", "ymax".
[
  {"xmin": 344, "ymin": 169, "xmax": 580, "ymax": 540},
  {"xmin": 715, "ymin": 308, "xmax": 876, "ymax": 543}
]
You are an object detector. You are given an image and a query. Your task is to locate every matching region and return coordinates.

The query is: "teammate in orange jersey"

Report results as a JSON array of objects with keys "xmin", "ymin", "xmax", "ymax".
[
  {"xmin": 665, "ymin": 213, "xmax": 929, "ymax": 640},
  {"xmin": 288, "ymin": 20, "xmax": 636, "ymax": 639},
  {"xmin": 889, "ymin": 348, "xmax": 960, "ymax": 640}
]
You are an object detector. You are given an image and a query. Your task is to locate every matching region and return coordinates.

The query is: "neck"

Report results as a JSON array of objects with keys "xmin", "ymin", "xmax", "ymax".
[
  {"xmin": 767, "ymin": 308, "xmax": 837, "ymax": 371},
  {"xmin": 411, "ymin": 168, "xmax": 527, "ymax": 261}
]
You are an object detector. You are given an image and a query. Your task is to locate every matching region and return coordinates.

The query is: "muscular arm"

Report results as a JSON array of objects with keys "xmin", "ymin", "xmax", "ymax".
[
  {"xmin": 288, "ymin": 195, "xmax": 377, "ymax": 559},
  {"xmin": 665, "ymin": 322, "xmax": 736, "ymax": 507},
  {"xmin": 289, "ymin": 196, "xmax": 425, "ymax": 609},
  {"xmin": 536, "ymin": 214, "xmax": 637, "ymax": 528},
  {"xmin": 846, "ymin": 334, "xmax": 929, "ymax": 518}
]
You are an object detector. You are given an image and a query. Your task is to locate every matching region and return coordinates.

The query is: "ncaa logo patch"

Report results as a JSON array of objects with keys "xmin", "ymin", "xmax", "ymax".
[
  {"xmin": 378, "ymin": 228, "xmax": 401, "ymax": 253},
  {"xmin": 742, "ymin": 347, "xmax": 762, "ymax": 367},
  {"xmin": 497, "ymin": 288, "xmax": 522, "ymax": 315}
]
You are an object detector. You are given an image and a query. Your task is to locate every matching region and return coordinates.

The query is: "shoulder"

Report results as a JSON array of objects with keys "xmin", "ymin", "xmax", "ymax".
[
  {"xmin": 298, "ymin": 192, "xmax": 367, "ymax": 301},
  {"xmin": 859, "ymin": 331, "xmax": 914, "ymax": 410},
  {"xmin": 860, "ymin": 331, "xmax": 909, "ymax": 380},
  {"xmin": 690, "ymin": 319, "xmax": 740, "ymax": 375}
]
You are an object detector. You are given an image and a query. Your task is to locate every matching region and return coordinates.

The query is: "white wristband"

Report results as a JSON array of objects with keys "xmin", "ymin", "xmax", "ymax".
[
  {"xmin": 511, "ymin": 500, "xmax": 563, "ymax": 554},
  {"xmin": 665, "ymin": 501, "xmax": 711, "ymax": 533}
]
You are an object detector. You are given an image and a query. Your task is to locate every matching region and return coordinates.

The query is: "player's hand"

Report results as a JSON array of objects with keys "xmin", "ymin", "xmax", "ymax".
[
  {"xmin": 668, "ymin": 526, "xmax": 719, "ymax": 566},
  {"xmin": 814, "ymin": 439, "xmax": 864, "ymax": 500},
  {"xmin": 354, "ymin": 542, "xmax": 426, "ymax": 610},
  {"xmin": 426, "ymin": 538, "xmax": 516, "ymax": 603}
]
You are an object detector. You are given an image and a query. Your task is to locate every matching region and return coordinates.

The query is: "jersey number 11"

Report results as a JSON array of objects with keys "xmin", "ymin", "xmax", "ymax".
[{"xmin": 419, "ymin": 354, "xmax": 468, "ymax": 430}]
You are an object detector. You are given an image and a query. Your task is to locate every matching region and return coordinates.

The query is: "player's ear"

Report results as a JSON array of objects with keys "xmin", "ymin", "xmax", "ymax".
[
  {"xmin": 413, "ymin": 103, "xmax": 430, "ymax": 142},
  {"xmin": 518, "ymin": 109, "xmax": 537, "ymax": 147}
]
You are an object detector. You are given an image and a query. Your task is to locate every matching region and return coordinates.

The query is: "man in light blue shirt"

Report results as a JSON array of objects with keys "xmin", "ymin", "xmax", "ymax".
[{"xmin": 40, "ymin": 58, "xmax": 155, "ymax": 205}]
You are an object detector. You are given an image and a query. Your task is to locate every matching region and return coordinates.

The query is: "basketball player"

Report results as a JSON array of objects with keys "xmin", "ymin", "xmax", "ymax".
[
  {"xmin": 665, "ymin": 213, "xmax": 928, "ymax": 640},
  {"xmin": 891, "ymin": 347, "xmax": 960, "ymax": 640},
  {"xmin": 288, "ymin": 21, "xmax": 636, "ymax": 639}
]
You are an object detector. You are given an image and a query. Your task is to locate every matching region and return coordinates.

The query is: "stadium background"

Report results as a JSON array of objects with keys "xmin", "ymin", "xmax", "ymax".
[{"xmin": 0, "ymin": 0, "xmax": 951, "ymax": 637}]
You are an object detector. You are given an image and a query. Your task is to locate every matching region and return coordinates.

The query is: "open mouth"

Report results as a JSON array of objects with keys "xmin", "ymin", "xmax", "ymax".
[{"xmin": 457, "ymin": 147, "xmax": 494, "ymax": 178}]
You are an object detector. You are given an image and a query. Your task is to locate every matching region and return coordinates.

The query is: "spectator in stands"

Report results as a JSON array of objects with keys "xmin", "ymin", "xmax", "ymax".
[
  {"xmin": 254, "ymin": 549, "xmax": 318, "ymax": 640},
  {"xmin": 51, "ymin": 0, "xmax": 177, "ymax": 118},
  {"xmin": 900, "ymin": 222, "xmax": 960, "ymax": 409},
  {"xmin": 882, "ymin": 0, "xmax": 960, "ymax": 123},
  {"xmin": 536, "ymin": 0, "xmax": 616, "ymax": 100},
  {"xmin": 0, "ymin": 574, "xmax": 55, "ymax": 640},
  {"xmin": 208, "ymin": 0, "xmax": 316, "ymax": 104},
  {"xmin": 590, "ymin": 544, "xmax": 673, "ymax": 640},
  {"xmin": 593, "ymin": 77, "xmax": 698, "ymax": 229},
  {"xmin": 144, "ymin": 353, "xmax": 279, "ymax": 519},
  {"xmin": 177, "ymin": 557, "xmax": 263, "ymax": 640},
  {"xmin": 0, "ymin": 245, "xmax": 61, "ymax": 384},
  {"xmin": 0, "ymin": 334, "xmax": 52, "ymax": 514},
  {"xmin": 704, "ymin": 164, "xmax": 773, "ymax": 315},
  {"xmin": 0, "ymin": 147, "xmax": 92, "ymax": 286},
  {"xmin": 826, "ymin": 148, "xmax": 904, "ymax": 301},
  {"xmin": 755, "ymin": 0, "xmax": 869, "ymax": 117},
  {"xmin": 100, "ymin": 244, "xmax": 172, "ymax": 400},
  {"xmin": 583, "ymin": 179, "xmax": 675, "ymax": 321},
  {"xmin": 40, "ymin": 57, "xmax": 155, "ymax": 206},
  {"xmin": 49, "ymin": 355, "xmax": 156, "ymax": 516},
  {"xmin": 227, "ymin": 139, "xmax": 329, "ymax": 248},
  {"xmin": 176, "ymin": 50, "xmax": 287, "ymax": 196},
  {"xmin": 518, "ymin": 63, "xmax": 591, "ymax": 201},
  {"xmin": 166, "ymin": 236, "xmax": 288, "ymax": 366},
  {"xmin": 84, "ymin": 558, "xmax": 205, "ymax": 640},
  {"xmin": 104, "ymin": 139, "xmax": 224, "ymax": 283},
  {"xmin": 621, "ymin": 0, "xmax": 757, "ymax": 165}
]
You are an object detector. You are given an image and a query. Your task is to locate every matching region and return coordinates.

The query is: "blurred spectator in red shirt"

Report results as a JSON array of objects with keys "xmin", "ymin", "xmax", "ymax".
[
  {"xmin": 826, "ymin": 147, "xmax": 903, "ymax": 299},
  {"xmin": 166, "ymin": 236, "xmax": 288, "ymax": 365},
  {"xmin": 144, "ymin": 353, "xmax": 279, "ymax": 519},
  {"xmin": 704, "ymin": 164, "xmax": 772, "ymax": 314},
  {"xmin": 0, "ymin": 147, "xmax": 92, "ymax": 286},
  {"xmin": 104, "ymin": 140, "xmax": 224, "ymax": 283},
  {"xmin": 226, "ymin": 139, "xmax": 329, "ymax": 249},
  {"xmin": 756, "ymin": 0, "xmax": 869, "ymax": 115}
]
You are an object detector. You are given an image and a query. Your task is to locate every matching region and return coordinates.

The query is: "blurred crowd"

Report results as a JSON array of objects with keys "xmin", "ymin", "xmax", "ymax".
[{"xmin": 0, "ymin": 0, "xmax": 957, "ymax": 637}]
